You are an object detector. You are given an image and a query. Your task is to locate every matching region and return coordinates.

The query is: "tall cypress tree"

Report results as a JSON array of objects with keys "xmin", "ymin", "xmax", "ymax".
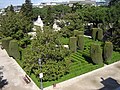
[{"xmin": 20, "ymin": 0, "xmax": 33, "ymax": 19}]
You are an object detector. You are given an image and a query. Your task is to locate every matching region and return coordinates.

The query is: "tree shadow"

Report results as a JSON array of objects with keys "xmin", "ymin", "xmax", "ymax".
[
  {"xmin": 82, "ymin": 54, "xmax": 95, "ymax": 64},
  {"xmin": 0, "ymin": 66, "xmax": 8, "ymax": 90},
  {"xmin": 99, "ymin": 77, "xmax": 120, "ymax": 90}
]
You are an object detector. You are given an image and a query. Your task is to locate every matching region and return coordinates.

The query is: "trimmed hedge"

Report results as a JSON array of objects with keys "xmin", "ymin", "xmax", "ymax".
[
  {"xmin": 98, "ymin": 29, "xmax": 103, "ymax": 41},
  {"xmin": 74, "ymin": 30, "xmax": 79, "ymax": 37},
  {"xmin": 9, "ymin": 40, "xmax": 20, "ymax": 60},
  {"xmin": 69, "ymin": 37, "xmax": 77, "ymax": 53},
  {"xmin": 78, "ymin": 35, "xmax": 84, "ymax": 51},
  {"xmin": 104, "ymin": 42, "xmax": 113, "ymax": 62},
  {"xmin": 74, "ymin": 30, "xmax": 84, "ymax": 37},
  {"xmin": 92, "ymin": 28, "xmax": 98, "ymax": 40},
  {"xmin": 2, "ymin": 37, "xmax": 12, "ymax": 54},
  {"xmin": 78, "ymin": 31, "xmax": 84, "ymax": 35},
  {"xmin": 90, "ymin": 44, "xmax": 103, "ymax": 64}
]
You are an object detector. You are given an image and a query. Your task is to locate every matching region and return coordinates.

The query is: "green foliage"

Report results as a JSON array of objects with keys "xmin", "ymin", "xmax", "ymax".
[
  {"xmin": 74, "ymin": 30, "xmax": 78, "ymax": 37},
  {"xmin": 0, "ymin": 8, "xmax": 32, "ymax": 48},
  {"xmin": 69, "ymin": 37, "xmax": 77, "ymax": 53},
  {"xmin": 74, "ymin": 30, "xmax": 84, "ymax": 37},
  {"xmin": 64, "ymin": 13, "xmax": 84, "ymax": 31},
  {"xmin": 92, "ymin": 28, "xmax": 98, "ymax": 40},
  {"xmin": 9, "ymin": 40, "xmax": 20, "ymax": 60},
  {"xmin": 104, "ymin": 42, "xmax": 113, "ymax": 62},
  {"xmin": 5, "ymin": 5, "xmax": 14, "ymax": 14},
  {"xmin": 23, "ymin": 27, "xmax": 70, "ymax": 81},
  {"xmin": 2, "ymin": 37, "xmax": 12, "ymax": 54},
  {"xmin": 90, "ymin": 44, "xmax": 103, "ymax": 64},
  {"xmin": 33, "ymin": 5, "xmax": 71, "ymax": 26},
  {"xmin": 106, "ymin": 51, "xmax": 120, "ymax": 64},
  {"xmin": 20, "ymin": 0, "xmax": 33, "ymax": 19},
  {"xmin": 97, "ymin": 29, "xmax": 103, "ymax": 41},
  {"xmin": 59, "ymin": 37, "xmax": 69, "ymax": 45},
  {"xmin": 78, "ymin": 35, "xmax": 84, "ymax": 51}
]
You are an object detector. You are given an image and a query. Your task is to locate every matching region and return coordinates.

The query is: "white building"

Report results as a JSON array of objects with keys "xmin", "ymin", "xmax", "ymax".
[{"xmin": 69, "ymin": 0, "xmax": 96, "ymax": 6}]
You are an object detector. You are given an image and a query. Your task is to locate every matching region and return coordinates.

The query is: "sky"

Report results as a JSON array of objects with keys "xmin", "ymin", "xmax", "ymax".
[{"xmin": 0, "ymin": 0, "xmax": 102, "ymax": 9}]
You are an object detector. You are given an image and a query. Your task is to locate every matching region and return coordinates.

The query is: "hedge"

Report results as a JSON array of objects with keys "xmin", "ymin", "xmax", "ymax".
[
  {"xmin": 92, "ymin": 28, "xmax": 98, "ymax": 40},
  {"xmin": 74, "ymin": 30, "xmax": 84, "ymax": 37},
  {"xmin": 2, "ymin": 37, "xmax": 12, "ymax": 54},
  {"xmin": 90, "ymin": 44, "xmax": 103, "ymax": 64},
  {"xmin": 104, "ymin": 42, "xmax": 113, "ymax": 62},
  {"xmin": 78, "ymin": 35, "xmax": 84, "ymax": 51},
  {"xmin": 9, "ymin": 40, "xmax": 20, "ymax": 60},
  {"xmin": 98, "ymin": 29, "xmax": 103, "ymax": 41},
  {"xmin": 69, "ymin": 37, "xmax": 77, "ymax": 53}
]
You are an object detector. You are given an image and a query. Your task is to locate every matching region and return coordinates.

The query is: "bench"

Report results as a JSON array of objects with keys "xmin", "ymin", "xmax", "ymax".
[{"xmin": 23, "ymin": 75, "xmax": 31, "ymax": 84}]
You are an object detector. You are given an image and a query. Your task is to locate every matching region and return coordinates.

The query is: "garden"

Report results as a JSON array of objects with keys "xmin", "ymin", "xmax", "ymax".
[{"xmin": 0, "ymin": 0, "xmax": 120, "ymax": 88}]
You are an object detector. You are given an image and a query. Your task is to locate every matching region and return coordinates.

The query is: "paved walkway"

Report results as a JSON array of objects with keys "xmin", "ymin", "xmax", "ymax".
[
  {"xmin": 0, "ymin": 46, "xmax": 40, "ymax": 90},
  {"xmin": 44, "ymin": 61, "xmax": 120, "ymax": 90}
]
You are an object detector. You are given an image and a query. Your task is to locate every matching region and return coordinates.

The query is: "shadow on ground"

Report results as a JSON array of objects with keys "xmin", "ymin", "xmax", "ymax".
[
  {"xmin": 0, "ymin": 66, "xmax": 8, "ymax": 90},
  {"xmin": 99, "ymin": 77, "xmax": 120, "ymax": 90}
]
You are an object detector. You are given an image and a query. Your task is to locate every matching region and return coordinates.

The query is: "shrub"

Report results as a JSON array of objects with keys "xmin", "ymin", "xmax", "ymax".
[
  {"xmin": 74, "ymin": 30, "xmax": 79, "ymax": 37},
  {"xmin": 78, "ymin": 31, "xmax": 84, "ymax": 35},
  {"xmin": 69, "ymin": 37, "xmax": 77, "ymax": 53},
  {"xmin": 78, "ymin": 35, "xmax": 84, "ymax": 51},
  {"xmin": 90, "ymin": 44, "xmax": 103, "ymax": 64},
  {"xmin": 104, "ymin": 42, "xmax": 113, "ymax": 62},
  {"xmin": 92, "ymin": 28, "xmax": 98, "ymax": 40},
  {"xmin": 97, "ymin": 29, "xmax": 103, "ymax": 41},
  {"xmin": 74, "ymin": 30, "xmax": 84, "ymax": 37},
  {"xmin": 2, "ymin": 37, "xmax": 12, "ymax": 54},
  {"xmin": 9, "ymin": 40, "xmax": 20, "ymax": 60}
]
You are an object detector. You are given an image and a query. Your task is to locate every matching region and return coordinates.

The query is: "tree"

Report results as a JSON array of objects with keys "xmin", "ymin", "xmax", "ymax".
[
  {"xmin": 109, "ymin": 0, "xmax": 120, "ymax": 6},
  {"xmin": 5, "ymin": 5, "xmax": 14, "ymax": 13},
  {"xmin": 0, "ymin": 10, "xmax": 31, "ymax": 48},
  {"xmin": 20, "ymin": 0, "xmax": 33, "ymax": 19},
  {"xmin": 23, "ymin": 27, "xmax": 70, "ymax": 81},
  {"xmin": 104, "ymin": 3, "xmax": 120, "ymax": 51}
]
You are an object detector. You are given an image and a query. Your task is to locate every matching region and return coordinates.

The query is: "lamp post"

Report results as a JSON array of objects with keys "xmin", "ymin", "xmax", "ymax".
[{"xmin": 38, "ymin": 58, "xmax": 43, "ymax": 90}]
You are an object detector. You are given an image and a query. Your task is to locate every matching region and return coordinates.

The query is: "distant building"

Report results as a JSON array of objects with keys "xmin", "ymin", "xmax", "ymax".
[
  {"xmin": 69, "ymin": 0, "xmax": 96, "ymax": 6},
  {"xmin": 13, "ymin": 6, "xmax": 22, "ymax": 12},
  {"xmin": 33, "ymin": 2, "xmax": 61, "ymax": 8},
  {"xmin": 0, "ymin": 9, "xmax": 5, "ymax": 14},
  {"xmin": 96, "ymin": 0, "xmax": 106, "ymax": 6}
]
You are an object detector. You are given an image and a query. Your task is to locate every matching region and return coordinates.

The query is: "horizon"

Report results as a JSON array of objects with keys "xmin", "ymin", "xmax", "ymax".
[
  {"xmin": 0, "ymin": 0, "xmax": 69, "ymax": 9},
  {"xmin": 0, "ymin": 0, "xmax": 107, "ymax": 9},
  {"xmin": 0, "ymin": 0, "xmax": 103, "ymax": 9}
]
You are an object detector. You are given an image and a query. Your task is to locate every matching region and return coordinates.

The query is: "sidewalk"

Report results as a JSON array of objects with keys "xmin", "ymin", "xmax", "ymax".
[
  {"xmin": 44, "ymin": 60, "xmax": 120, "ymax": 90},
  {"xmin": 0, "ymin": 47, "xmax": 40, "ymax": 90}
]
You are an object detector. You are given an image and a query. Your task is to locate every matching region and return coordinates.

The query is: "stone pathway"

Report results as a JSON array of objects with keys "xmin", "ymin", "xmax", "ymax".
[
  {"xmin": 44, "ymin": 60, "xmax": 120, "ymax": 90},
  {"xmin": 0, "ymin": 46, "xmax": 40, "ymax": 90}
]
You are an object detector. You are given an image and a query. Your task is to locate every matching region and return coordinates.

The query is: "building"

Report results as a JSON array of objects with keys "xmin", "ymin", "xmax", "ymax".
[
  {"xmin": 69, "ymin": 0, "xmax": 96, "ymax": 6},
  {"xmin": 13, "ymin": 6, "xmax": 22, "ymax": 12},
  {"xmin": 96, "ymin": 0, "xmax": 106, "ymax": 6}
]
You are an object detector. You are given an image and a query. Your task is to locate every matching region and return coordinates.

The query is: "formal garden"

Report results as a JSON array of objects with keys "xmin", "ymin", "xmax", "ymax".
[{"xmin": 0, "ymin": 0, "xmax": 120, "ymax": 88}]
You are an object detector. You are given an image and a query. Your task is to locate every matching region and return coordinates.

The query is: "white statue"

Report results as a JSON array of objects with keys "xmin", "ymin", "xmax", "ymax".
[
  {"xmin": 34, "ymin": 15, "xmax": 44, "ymax": 31},
  {"xmin": 53, "ymin": 19, "xmax": 61, "ymax": 31}
]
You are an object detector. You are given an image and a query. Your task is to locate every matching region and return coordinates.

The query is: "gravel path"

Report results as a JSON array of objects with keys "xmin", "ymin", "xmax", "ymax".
[
  {"xmin": 44, "ymin": 60, "xmax": 120, "ymax": 90},
  {"xmin": 0, "ymin": 46, "xmax": 40, "ymax": 90}
]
